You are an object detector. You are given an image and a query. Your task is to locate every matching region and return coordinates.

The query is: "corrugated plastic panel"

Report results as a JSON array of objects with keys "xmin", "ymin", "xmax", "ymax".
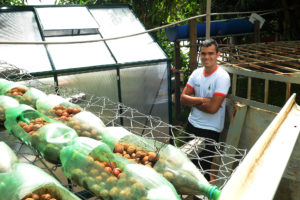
[
  {"xmin": 57, "ymin": 69, "xmax": 119, "ymax": 102},
  {"xmin": 120, "ymin": 62, "xmax": 169, "ymax": 123},
  {"xmin": 36, "ymin": 7, "xmax": 99, "ymax": 36},
  {"xmin": 0, "ymin": 11, "xmax": 52, "ymax": 73},
  {"xmin": 45, "ymin": 35, "xmax": 116, "ymax": 70},
  {"xmin": 90, "ymin": 8, "xmax": 167, "ymax": 63}
]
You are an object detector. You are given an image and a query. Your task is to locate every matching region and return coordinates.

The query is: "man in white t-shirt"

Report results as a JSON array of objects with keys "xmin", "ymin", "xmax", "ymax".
[{"xmin": 180, "ymin": 39, "xmax": 230, "ymax": 181}]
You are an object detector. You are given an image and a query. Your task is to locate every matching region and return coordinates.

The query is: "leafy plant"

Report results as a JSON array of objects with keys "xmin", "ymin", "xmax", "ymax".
[{"xmin": 0, "ymin": 0, "xmax": 26, "ymax": 5}]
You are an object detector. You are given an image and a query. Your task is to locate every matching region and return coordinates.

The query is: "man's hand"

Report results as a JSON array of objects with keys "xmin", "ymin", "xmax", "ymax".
[
  {"xmin": 194, "ymin": 94, "xmax": 226, "ymax": 114},
  {"xmin": 180, "ymin": 86, "xmax": 211, "ymax": 107}
]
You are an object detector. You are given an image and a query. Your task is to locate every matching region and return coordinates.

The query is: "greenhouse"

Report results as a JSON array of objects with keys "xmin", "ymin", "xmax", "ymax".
[
  {"xmin": 0, "ymin": 4, "xmax": 171, "ymax": 124},
  {"xmin": 1, "ymin": 2, "xmax": 300, "ymax": 200}
]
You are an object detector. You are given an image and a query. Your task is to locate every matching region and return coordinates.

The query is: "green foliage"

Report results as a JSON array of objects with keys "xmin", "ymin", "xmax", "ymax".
[
  {"xmin": 54, "ymin": 0, "xmax": 97, "ymax": 5},
  {"xmin": 0, "ymin": 0, "xmax": 25, "ymax": 5}
]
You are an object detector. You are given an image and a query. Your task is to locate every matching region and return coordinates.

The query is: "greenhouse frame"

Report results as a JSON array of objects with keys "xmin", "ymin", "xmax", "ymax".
[{"xmin": 0, "ymin": 4, "xmax": 172, "ymax": 124}]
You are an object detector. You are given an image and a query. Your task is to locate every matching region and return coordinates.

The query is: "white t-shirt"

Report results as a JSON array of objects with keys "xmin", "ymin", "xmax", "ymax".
[{"xmin": 187, "ymin": 66, "xmax": 230, "ymax": 132}]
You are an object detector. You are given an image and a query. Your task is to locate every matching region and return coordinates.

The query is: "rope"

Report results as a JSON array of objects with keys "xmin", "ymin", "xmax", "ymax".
[{"xmin": 0, "ymin": 9, "xmax": 282, "ymax": 45}]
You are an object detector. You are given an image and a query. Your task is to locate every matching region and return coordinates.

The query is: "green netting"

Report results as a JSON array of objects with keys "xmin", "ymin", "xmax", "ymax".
[
  {"xmin": 0, "ymin": 82, "xmax": 29, "ymax": 101},
  {"xmin": 0, "ymin": 163, "xmax": 81, "ymax": 200},
  {"xmin": 20, "ymin": 87, "xmax": 47, "ymax": 109},
  {"xmin": 0, "ymin": 141, "xmax": 18, "ymax": 173},
  {"xmin": 100, "ymin": 127, "xmax": 221, "ymax": 199},
  {"xmin": 31, "ymin": 122, "xmax": 78, "ymax": 164},
  {"xmin": 0, "ymin": 78, "xmax": 11, "ymax": 94},
  {"xmin": 60, "ymin": 137, "xmax": 180, "ymax": 200},
  {"xmin": 37, "ymin": 94, "xmax": 105, "ymax": 140},
  {"xmin": 0, "ymin": 95, "xmax": 19, "ymax": 122}
]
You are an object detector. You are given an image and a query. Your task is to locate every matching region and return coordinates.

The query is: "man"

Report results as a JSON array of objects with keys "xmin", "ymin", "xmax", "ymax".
[{"xmin": 180, "ymin": 39, "xmax": 230, "ymax": 181}]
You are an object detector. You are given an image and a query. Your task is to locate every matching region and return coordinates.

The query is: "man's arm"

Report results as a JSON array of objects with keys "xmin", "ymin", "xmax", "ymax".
[
  {"xmin": 195, "ymin": 94, "xmax": 226, "ymax": 114},
  {"xmin": 180, "ymin": 86, "xmax": 211, "ymax": 107}
]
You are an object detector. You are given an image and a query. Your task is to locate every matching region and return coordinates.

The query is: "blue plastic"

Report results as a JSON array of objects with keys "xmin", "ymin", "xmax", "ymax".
[{"xmin": 165, "ymin": 19, "xmax": 254, "ymax": 41}]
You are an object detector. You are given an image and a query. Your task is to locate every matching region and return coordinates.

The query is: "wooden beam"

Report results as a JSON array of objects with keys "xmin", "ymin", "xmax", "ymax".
[
  {"xmin": 205, "ymin": 0, "xmax": 211, "ymax": 39},
  {"xmin": 189, "ymin": 19, "xmax": 198, "ymax": 72},
  {"xmin": 247, "ymin": 77, "xmax": 252, "ymax": 100},
  {"xmin": 235, "ymin": 47, "xmax": 300, "ymax": 69},
  {"xmin": 232, "ymin": 73, "xmax": 237, "ymax": 96},
  {"xmin": 221, "ymin": 50, "xmax": 300, "ymax": 73},
  {"xmin": 286, "ymin": 82, "xmax": 291, "ymax": 101},
  {"xmin": 174, "ymin": 40, "xmax": 181, "ymax": 119},
  {"xmin": 253, "ymin": 20, "xmax": 260, "ymax": 43},
  {"xmin": 219, "ymin": 54, "xmax": 283, "ymax": 74},
  {"xmin": 264, "ymin": 79, "xmax": 269, "ymax": 104}
]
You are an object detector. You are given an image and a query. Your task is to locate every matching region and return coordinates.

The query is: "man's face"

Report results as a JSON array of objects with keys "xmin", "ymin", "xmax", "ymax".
[{"xmin": 200, "ymin": 45, "xmax": 220, "ymax": 68}]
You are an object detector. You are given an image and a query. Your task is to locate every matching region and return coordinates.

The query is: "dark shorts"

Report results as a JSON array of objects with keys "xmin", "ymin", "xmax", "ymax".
[
  {"xmin": 186, "ymin": 120, "xmax": 220, "ymax": 142},
  {"xmin": 185, "ymin": 120, "xmax": 220, "ymax": 181}
]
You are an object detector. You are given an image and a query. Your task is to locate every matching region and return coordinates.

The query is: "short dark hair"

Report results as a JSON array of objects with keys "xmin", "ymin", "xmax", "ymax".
[{"xmin": 200, "ymin": 39, "xmax": 219, "ymax": 53}]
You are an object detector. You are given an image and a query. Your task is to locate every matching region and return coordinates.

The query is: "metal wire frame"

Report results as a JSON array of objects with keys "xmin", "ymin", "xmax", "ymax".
[{"xmin": 0, "ymin": 61, "xmax": 247, "ymax": 199}]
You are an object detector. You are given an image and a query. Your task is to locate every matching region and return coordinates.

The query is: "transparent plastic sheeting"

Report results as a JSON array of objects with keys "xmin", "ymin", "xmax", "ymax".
[
  {"xmin": 100, "ymin": 127, "xmax": 220, "ymax": 197},
  {"xmin": 36, "ymin": 7, "xmax": 99, "ymax": 36},
  {"xmin": 45, "ymin": 35, "xmax": 116, "ymax": 69},
  {"xmin": 56, "ymin": 68, "xmax": 119, "ymax": 102},
  {"xmin": 90, "ymin": 7, "xmax": 167, "ymax": 63},
  {"xmin": 60, "ymin": 137, "xmax": 181, "ymax": 200},
  {"xmin": 120, "ymin": 62, "xmax": 169, "ymax": 123},
  {"xmin": 0, "ymin": 95, "xmax": 19, "ymax": 122},
  {"xmin": 36, "ymin": 94, "xmax": 105, "ymax": 140},
  {"xmin": 4, "ymin": 104, "xmax": 78, "ymax": 164},
  {"xmin": 0, "ymin": 141, "xmax": 18, "ymax": 173},
  {"xmin": 0, "ymin": 12, "xmax": 52, "ymax": 73},
  {"xmin": 0, "ymin": 64, "xmax": 247, "ymax": 191},
  {"xmin": 0, "ymin": 81, "xmax": 46, "ymax": 109},
  {"xmin": 0, "ymin": 163, "xmax": 81, "ymax": 200}
]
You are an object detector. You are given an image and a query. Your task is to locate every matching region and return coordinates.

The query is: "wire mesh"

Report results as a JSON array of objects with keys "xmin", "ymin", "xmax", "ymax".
[{"xmin": 0, "ymin": 60, "xmax": 247, "ymax": 199}]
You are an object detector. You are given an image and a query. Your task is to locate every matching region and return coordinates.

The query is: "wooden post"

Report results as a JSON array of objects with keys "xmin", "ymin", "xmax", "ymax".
[
  {"xmin": 286, "ymin": 82, "xmax": 291, "ymax": 101},
  {"xmin": 254, "ymin": 20, "xmax": 260, "ymax": 43},
  {"xmin": 189, "ymin": 19, "xmax": 198, "ymax": 72},
  {"xmin": 206, "ymin": 0, "xmax": 211, "ymax": 39},
  {"xmin": 264, "ymin": 79, "xmax": 269, "ymax": 104},
  {"xmin": 247, "ymin": 77, "xmax": 252, "ymax": 100},
  {"xmin": 174, "ymin": 40, "xmax": 181, "ymax": 119}
]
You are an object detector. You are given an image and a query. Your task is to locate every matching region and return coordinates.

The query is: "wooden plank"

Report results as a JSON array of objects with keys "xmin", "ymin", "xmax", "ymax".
[
  {"xmin": 220, "ymin": 94, "xmax": 300, "ymax": 200},
  {"xmin": 223, "ymin": 102, "xmax": 247, "ymax": 167}
]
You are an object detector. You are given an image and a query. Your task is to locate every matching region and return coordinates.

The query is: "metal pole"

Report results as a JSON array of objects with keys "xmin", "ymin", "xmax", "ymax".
[{"xmin": 206, "ymin": 0, "xmax": 211, "ymax": 39}]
